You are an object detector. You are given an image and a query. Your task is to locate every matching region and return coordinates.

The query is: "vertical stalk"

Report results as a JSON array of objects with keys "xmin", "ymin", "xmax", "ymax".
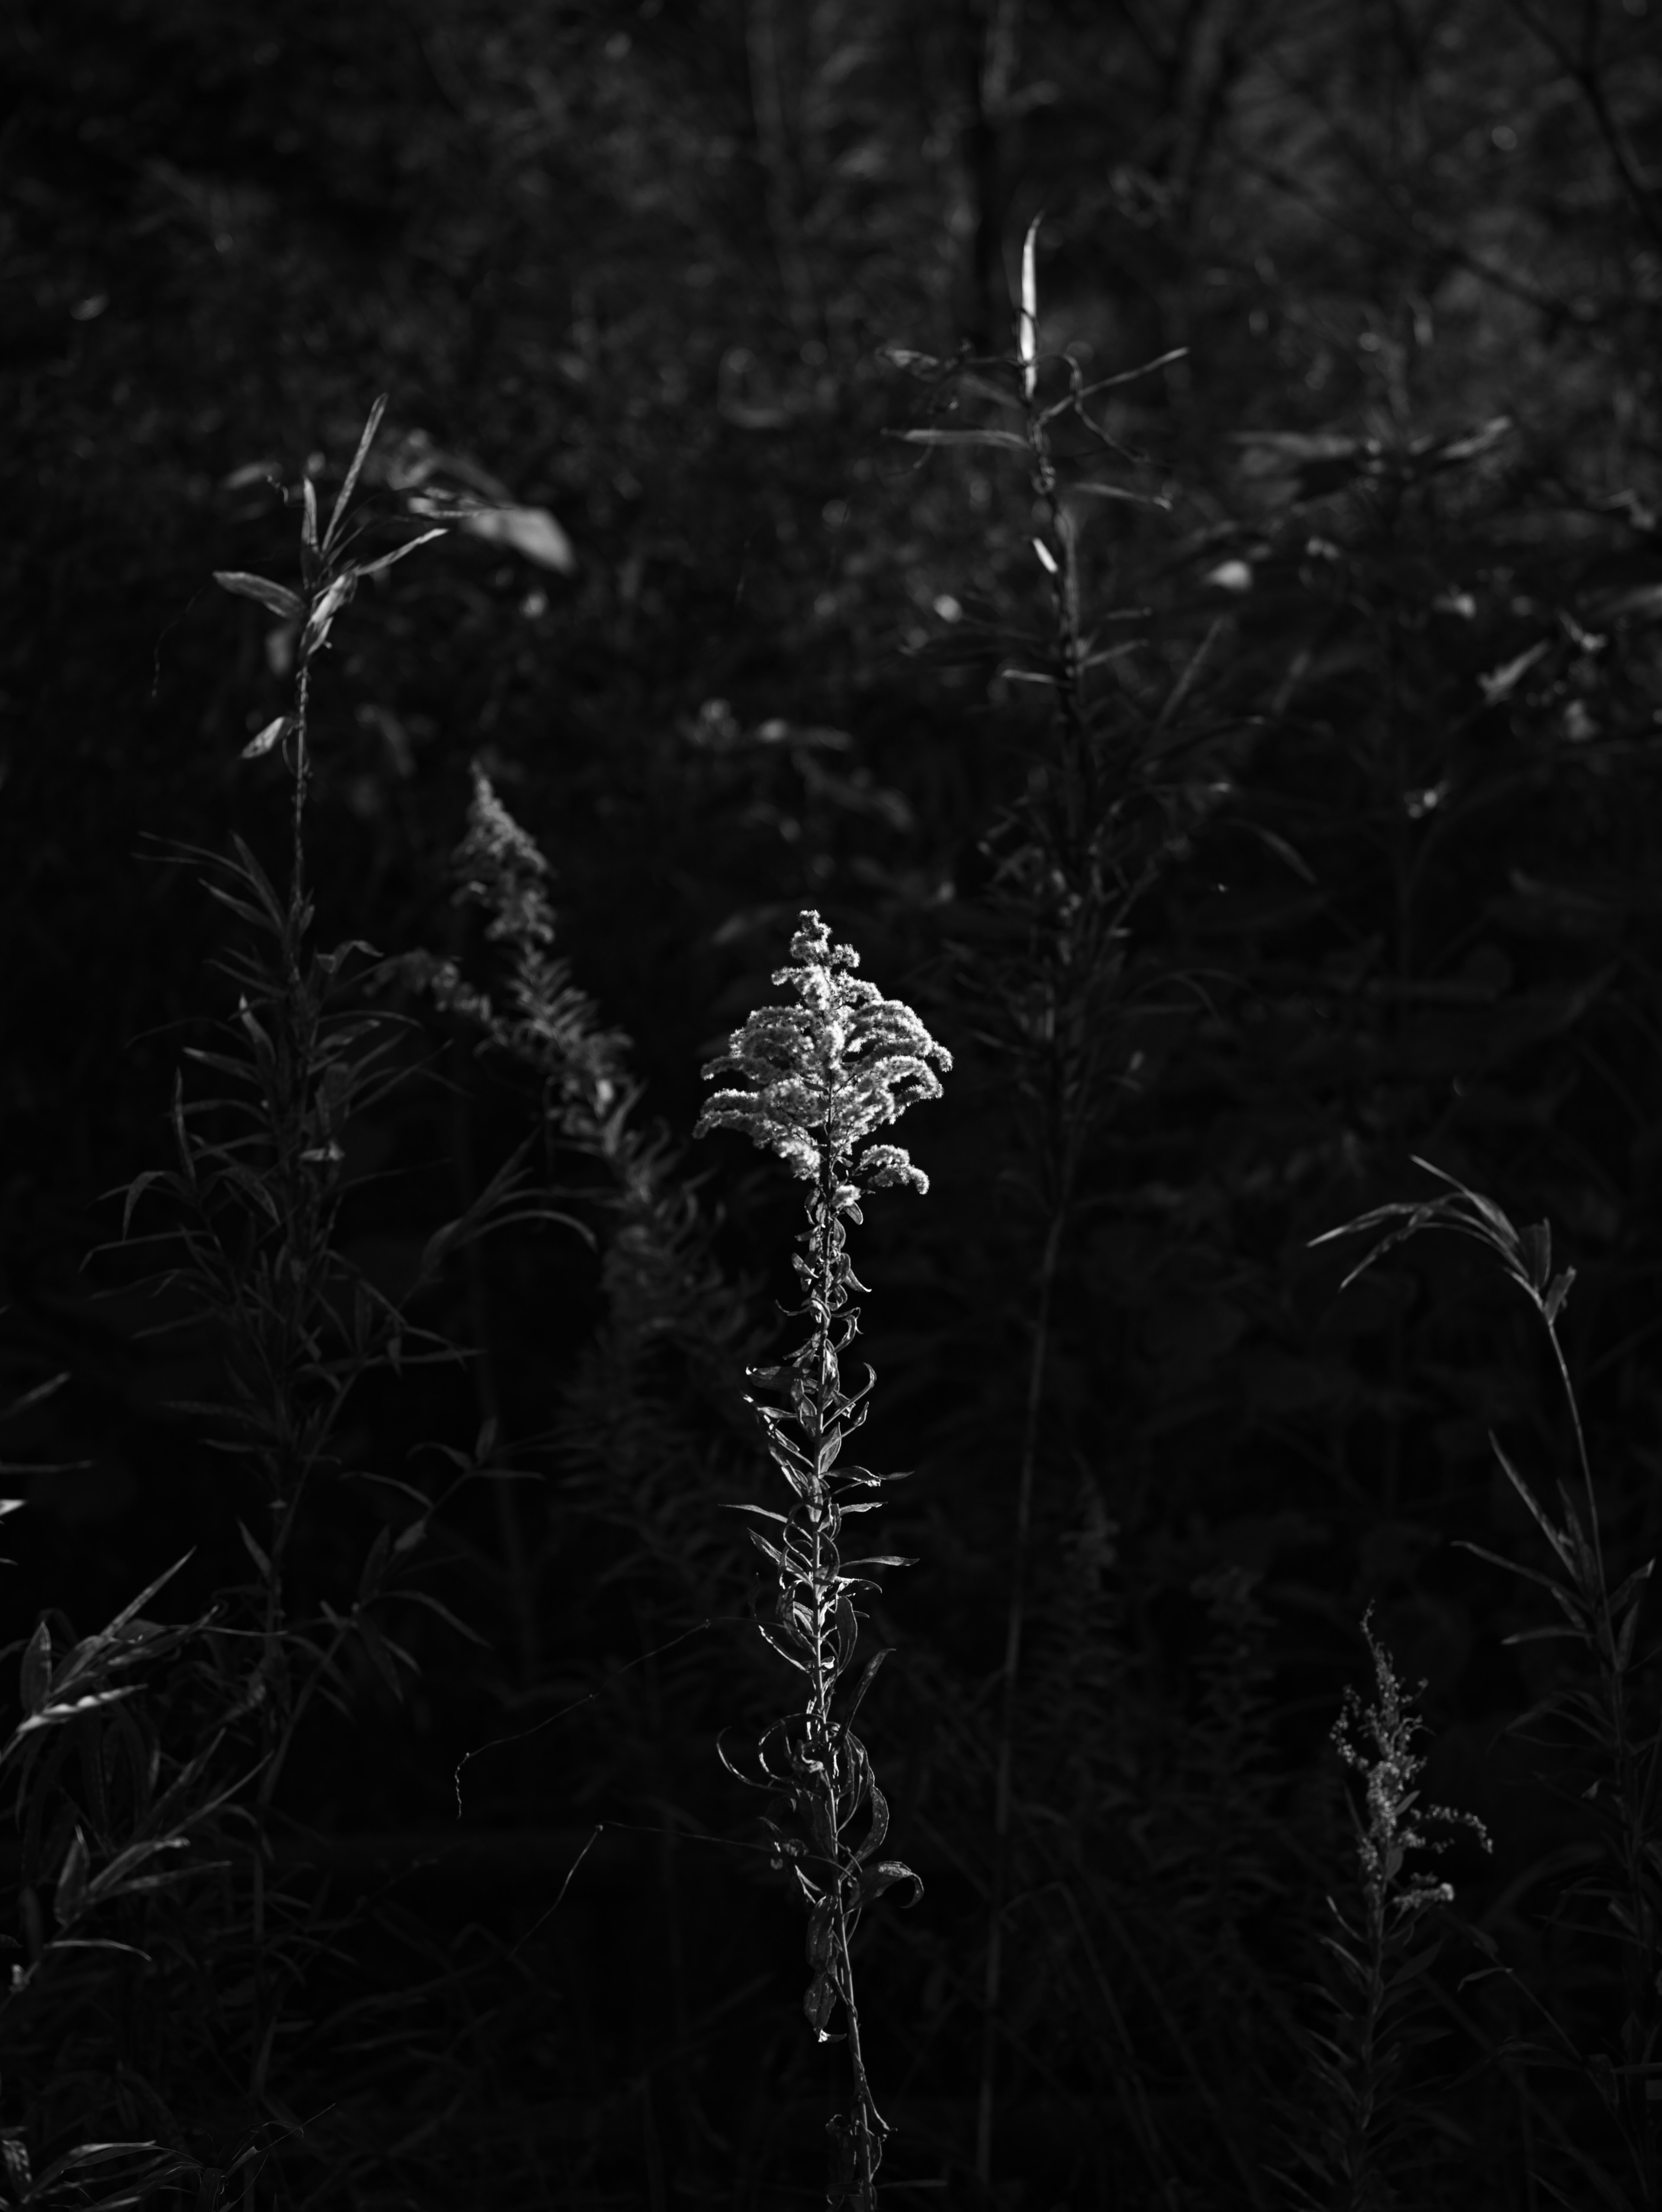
[
  {"xmin": 290, "ymin": 661, "xmax": 312, "ymax": 912},
  {"xmin": 810, "ymin": 1151, "xmax": 883, "ymax": 2202},
  {"xmin": 747, "ymin": 0, "xmax": 818, "ymax": 341},
  {"xmin": 976, "ymin": 230, "xmax": 1093, "ymax": 2186},
  {"xmin": 975, "ymin": 1203, "xmax": 1063, "ymax": 2186},
  {"xmin": 1546, "ymin": 1313, "xmax": 1657, "ymax": 2195},
  {"xmin": 443, "ymin": 895, "xmax": 538, "ymax": 1689}
]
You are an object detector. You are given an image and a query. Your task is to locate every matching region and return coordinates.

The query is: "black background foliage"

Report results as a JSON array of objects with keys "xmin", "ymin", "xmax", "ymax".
[{"xmin": 5, "ymin": 0, "xmax": 1662, "ymax": 2205}]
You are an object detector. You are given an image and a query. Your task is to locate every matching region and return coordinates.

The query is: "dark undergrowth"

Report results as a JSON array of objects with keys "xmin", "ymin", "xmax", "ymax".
[{"xmin": 6, "ymin": 3, "xmax": 1662, "ymax": 2206}]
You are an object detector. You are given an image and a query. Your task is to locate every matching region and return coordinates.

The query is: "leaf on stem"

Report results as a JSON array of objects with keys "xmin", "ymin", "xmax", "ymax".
[
  {"xmin": 325, "ymin": 393, "xmax": 389, "ymax": 553},
  {"xmin": 20, "ymin": 1620, "xmax": 52, "ymax": 1715},
  {"xmin": 890, "ymin": 428, "xmax": 1031, "ymax": 453},
  {"xmin": 213, "ymin": 572, "xmax": 304, "ymax": 622},
  {"xmin": 300, "ymin": 572, "xmax": 358, "ymax": 659},
  {"xmin": 1019, "ymin": 214, "xmax": 1041, "ymax": 399},
  {"xmin": 460, "ymin": 505, "xmax": 575, "ymax": 573},
  {"xmin": 1070, "ymin": 481, "xmax": 1172, "ymax": 508},
  {"xmin": 237, "ymin": 1520, "xmax": 272, "ymax": 1578},
  {"xmin": 857, "ymin": 1857, "xmax": 923, "ymax": 1908},
  {"xmin": 355, "ymin": 527, "xmax": 448, "ymax": 578},
  {"xmin": 242, "ymin": 716, "xmax": 295, "ymax": 761},
  {"xmin": 1064, "ymin": 346, "xmax": 1189, "ymax": 403},
  {"xmin": 55, "ymin": 1826, "xmax": 89, "ymax": 1927}
]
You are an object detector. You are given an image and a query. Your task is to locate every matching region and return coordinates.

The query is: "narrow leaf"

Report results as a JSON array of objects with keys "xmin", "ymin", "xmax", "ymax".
[
  {"xmin": 213, "ymin": 572, "xmax": 304, "ymax": 622},
  {"xmin": 355, "ymin": 527, "xmax": 448, "ymax": 578},
  {"xmin": 21, "ymin": 1621, "xmax": 51, "ymax": 1714},
  {"xmin": 843, "ymin": 1649, "xmax": 889, "ymax": 1733},
  {"xmin": 1070, "ymin": 481, "xmax": 1172, "ymax": 508},
  {"xmin": 891, "ymin": 428, "xmax": 1031, "ymax": 453},
  {"xmin": 1019, "ymin": 214, "xmax": 1040, "ymax": 397},
  {"xmin": 55, "ymin": 1827, "xmax": 89, "ymax": 1928},
  {"xmin": 857, "ymin": 1857, "xmax": 923, "ymax": 1907},
  {"xmin": 241, "ymin": 716, "xmax": 294, "ymax": 761},
  {"xmin": 325, "ymin": 393, "xmax": 388, "ymax": 551},
  {"xmin": 459, "ymin": 506, "xmax": 575, "ymax": 574},
  {"xmin": 397, "ymin": 1589, "xmax": 490, "ymax": 1647},
  {"xmin": 1070, "ymin": 346, "xmax": 1189, "ymax": 400}
]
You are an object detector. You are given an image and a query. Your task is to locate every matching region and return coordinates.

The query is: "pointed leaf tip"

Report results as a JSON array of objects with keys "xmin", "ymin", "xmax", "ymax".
[
  {"xmin": 241, "ymin": 716, "xmax": 295, "ymax": 760},
  {"xmin": 1019, "ymin": 215, "xmax": 1041, "ymax": 397}
]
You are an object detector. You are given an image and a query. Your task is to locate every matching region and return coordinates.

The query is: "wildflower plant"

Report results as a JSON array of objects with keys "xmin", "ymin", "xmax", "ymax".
[
  {"xmin": 696, "ymin": 911, "xmax": 950, "ymax": 2212},
  {"xmin": 76, "ymin": 399, "xmax": 550, "ymax": 2204},
  {"xmin": 1314, "ymin": 1159, "xmax": 1662, "ymax": 2205},
  {"xmin": 405, "ymin": 763, "xmax": 635, "ymax": 1147},
  {"xmin": 1274, "ymin": 1608, "xmax": 1492, "ymax": 2212},
  {"xmin": 396, "ymin": 765, "xmax": 760, "ymax": 1622},
  {"xmin": 889, "ymin": 217, "xmax": 1230, "ymax": 2189}
]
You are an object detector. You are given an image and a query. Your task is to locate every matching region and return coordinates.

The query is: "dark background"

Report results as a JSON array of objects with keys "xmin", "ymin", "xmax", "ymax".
[{"xmin": 4, "ymin": 0, "xmax": 1662, "ymax": 2206}]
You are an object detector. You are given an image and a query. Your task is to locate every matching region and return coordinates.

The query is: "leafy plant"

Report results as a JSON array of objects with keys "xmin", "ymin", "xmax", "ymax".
[
  {"xmin": 888, "ymin": 212, "xmax": 1248, "ymax": 2193},
  {"xmin": 0, "ymin": 400, "xmax": 556, "ymax": 2210},
  {"xmin": 1272, "ymin": 1603, "xmax": 1491, "ymax": 2212},
  {"xmin": 697, "ymin": 910, "xmax": 950, "ymax": 2211},
  {"xmin": 1314, "ymin": 1158, "xmax": 1662, "ymax": 2209}
]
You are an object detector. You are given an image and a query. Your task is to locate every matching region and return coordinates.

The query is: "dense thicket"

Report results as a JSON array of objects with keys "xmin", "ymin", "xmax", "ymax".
[{"xmin": 4, "ymin": 1, "xmax": 1662, "ymax": 2206}]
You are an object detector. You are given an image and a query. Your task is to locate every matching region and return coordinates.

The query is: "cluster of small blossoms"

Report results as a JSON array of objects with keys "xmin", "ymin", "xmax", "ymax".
[
  {"xmin": 695, "ymin": 911, "xmax": 952, "ymax": 1204},
  {"xmin": 1333, "ymin": 1608, "xmax": 1490, "ymax": 1923},
  {"xmin": 454, "ymin": 764, "xmax": 557, "ymax": 954},
  {"xmin": 405, "ymin": 765, "xmax": 632, "ymax": 1129}
]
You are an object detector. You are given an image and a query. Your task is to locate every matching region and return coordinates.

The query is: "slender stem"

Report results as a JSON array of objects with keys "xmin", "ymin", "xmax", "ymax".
[
  {"xmin": 442, "ymin": 913, "xmax": 537, "ymax": 1688},
  {"xmin": 291, "ymin": 660, "xmax": 312, "ymax": 908},
  {"xmin": 973, "ymin": 274, "xmax": 1108, "ymax": 2187},
  {"xmin": 746, "ymin": 0, "xmax": 818, "ymax": 340},
  {"xmin": 836, "ymin": 1894, "xmax": 881, "ymax": 2208},
  {"xmin": 1549, "ymin": 1314, "xmax": 1661, "ymax": 2194},
  {"xmin": 1546, "ymin": 1317, "xmax": 1607, "ymax": 1600},
  {"xmin": 975, "ymin": 1201, "xmax": 1065, "ymax": 2186}
]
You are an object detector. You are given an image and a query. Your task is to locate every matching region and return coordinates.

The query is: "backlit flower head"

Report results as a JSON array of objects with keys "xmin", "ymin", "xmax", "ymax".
[
  {"xmin": 696, "ymin": 911, "xmax": 951, "ymax": 1191},
  {"xmin": 1333, "ymin": 1607, "xmax": 1490, "ymax": 1920}
]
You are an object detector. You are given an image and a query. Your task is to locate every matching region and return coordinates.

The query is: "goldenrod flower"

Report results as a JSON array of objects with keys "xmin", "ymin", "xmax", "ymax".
[{"xmin": 696, "ymin": 911, "xmax": 951, "ymax": 1196}]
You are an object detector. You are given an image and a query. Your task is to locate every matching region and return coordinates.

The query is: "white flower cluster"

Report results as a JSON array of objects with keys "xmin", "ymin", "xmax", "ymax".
[{"xmin": 696, "ymin": 911, "xmax": 952, "ymax": 1193}]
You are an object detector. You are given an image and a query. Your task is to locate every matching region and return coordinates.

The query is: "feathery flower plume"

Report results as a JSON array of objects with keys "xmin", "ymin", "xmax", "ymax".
[
  {"xmin": 1273, "ymin": 1608, "xmax": 1491, "ymax": 2211},
  {"xmin": 696, "ymin": 910, "xmax": 951, "ymax": 1199}
]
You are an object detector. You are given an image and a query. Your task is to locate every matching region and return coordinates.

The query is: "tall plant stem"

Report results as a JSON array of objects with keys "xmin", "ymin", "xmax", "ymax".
[
  {"xmin": 1546, "ymin": 1312, "xmax": 1660, "ymax": 2194},
  {"xmin": 809, "ymin": 1149, "xmax": 884, "ymax": 2202},
  {"xmin": 973, "ymin": 238, "xmax": 1100, "ymax": 2184},
  {"xmin": 441, "ymin": 908, "xmax": 538, "ymax": 1690},
  {"xmin": 290, "ymin": 662, "xmax": 312, "ymax": 914},
  {"xmin": 975, "ymin": 1200, "xmax": 1065, "ymax": 2186}
]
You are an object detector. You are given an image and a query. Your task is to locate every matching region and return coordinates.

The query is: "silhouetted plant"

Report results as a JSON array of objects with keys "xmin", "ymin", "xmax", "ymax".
[
  {"xmin": 0, "ymin": 401, "xmax": 547, "ymax": 2210},
  {"xmin": 1272, "ymin": 1604, "xmax": 1491, "ymax": 2212},
  {"xmin": 1315, "ymin": 1159, "xmax": 1662, "ymax": 2209},
  {"xmin": 889, "ymin": 213, "xmax": 1249, "ymax": 2193}
]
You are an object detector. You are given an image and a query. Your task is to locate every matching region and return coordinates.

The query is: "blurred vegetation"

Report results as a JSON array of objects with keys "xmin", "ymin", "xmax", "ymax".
[{"xmin": 4, "ymin": 0, "xmax": 1662, "ymax": 2205}]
